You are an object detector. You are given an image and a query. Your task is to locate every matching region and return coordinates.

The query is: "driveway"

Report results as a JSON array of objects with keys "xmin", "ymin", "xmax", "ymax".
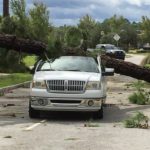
[
  {"xmin": 125, "ymin": 54, "xmax": 145, "ymax": 65},
  {"xmin": 0, "ymin": 54, "xmax": 150, "ymax": 150}
]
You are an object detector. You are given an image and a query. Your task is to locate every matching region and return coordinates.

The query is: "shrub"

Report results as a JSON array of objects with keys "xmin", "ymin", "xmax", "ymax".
[
  {"xmin": 129, "ymin": 92, "xmax": 147, "ymax": 105},
  {"xmin": 144, "ymin": 64, "xmax": 150, "ymax": 69},
  {"xmin": 128, "ymin": 81, "xmax": 150, "ymax": 105},
  {"xmin": 124, "ymin": 112, "xmax": 149, "ymax": 129}
]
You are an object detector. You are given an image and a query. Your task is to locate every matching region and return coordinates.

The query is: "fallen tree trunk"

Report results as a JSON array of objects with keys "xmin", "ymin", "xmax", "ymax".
[
  {"xmin": 0, "ymin": 34, "xmax": 46, "ymax": 56},
  {"xmin": 101, "ymin": 55, "xmax": 150, "ymax": 83},
  {"xmin": 0, "ymin": 34, "xmax": 150, "ymax": 83}
]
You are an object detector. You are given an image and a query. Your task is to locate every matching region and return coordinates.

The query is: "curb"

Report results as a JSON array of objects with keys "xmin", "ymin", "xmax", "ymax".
[{"xmin": 0, "ymin": 81, "xmax": 31, "ymax": 95}]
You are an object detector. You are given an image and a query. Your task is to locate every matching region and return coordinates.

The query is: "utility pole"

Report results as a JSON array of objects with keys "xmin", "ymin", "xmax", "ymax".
[{"xmin": 3, "ymin": 0, "xmax": 9, "ymax": 17}]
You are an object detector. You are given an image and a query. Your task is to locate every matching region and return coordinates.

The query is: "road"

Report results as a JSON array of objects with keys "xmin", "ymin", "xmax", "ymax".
[
  {"xmin": 0, "ymin": 54, "xmax": 150, "ymax": 150},
  {"xmin": 125, "ymin": 54, "xmax": 145, "ymax": 65}
]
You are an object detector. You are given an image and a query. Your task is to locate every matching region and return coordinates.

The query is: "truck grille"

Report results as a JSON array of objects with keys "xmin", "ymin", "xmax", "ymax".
[{"xmin": 47, "ymin": 80, "xmax": 86, "ymax": 93}]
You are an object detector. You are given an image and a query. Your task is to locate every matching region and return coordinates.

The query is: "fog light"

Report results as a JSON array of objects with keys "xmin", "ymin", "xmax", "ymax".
[
  {"xmin": 38, "ymin": 99, "xmax": 48, "ymax": 106},
  {"xmin": 88, "ymin": 100, "xmax": 94, "ymax": 106}
]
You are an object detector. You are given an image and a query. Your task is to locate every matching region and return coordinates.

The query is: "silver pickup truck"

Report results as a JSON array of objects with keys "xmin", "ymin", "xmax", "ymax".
[{"xmin": 29, "ymin": 56, "xmax": 114, "ymax": 119}]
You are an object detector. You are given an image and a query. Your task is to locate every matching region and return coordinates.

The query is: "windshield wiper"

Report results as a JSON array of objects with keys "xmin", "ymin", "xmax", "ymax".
[
  {"xmin": 63, "ymin": 69, "xmax": 82, "ymax": 72},
  {"xmin": 41, "ymin": 69, "xmax": 56, "ymax": 71}
]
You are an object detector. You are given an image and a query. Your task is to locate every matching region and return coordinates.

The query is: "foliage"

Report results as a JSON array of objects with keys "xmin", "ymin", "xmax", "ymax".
[
  {"xmin": 128, "ymin": 81, "xmax": 150, "ymax": 105},
  {"xmin": 141, "ymin": 16, "xmax": 150, "ymax": 43},
  {"xmin": 78, "ymin": 14, "xmax": 97, "ymax": 48},
  {"xmin": 65, "ymin": 27, "xmax": 82, "ymax": 47},
  {"xmin": 1, "ymin": 1, "xmax": 150, "ymax": 73},
  {"xmin": 124, "ymin": 112, "xmax": 149, "ymax": 129},
  {"xmin": 0, "ymin": 73, "xmax": 32, "ymax": 88},
  {"xmin": 144, "ymin": 64, "xmax": 150, "ymax": 69},
  {"xmin": 11, "ymin": 0, "xmax": 30, "ymax": 38},
  {"xmin": 47, "ymin": 31, "xmax": 63, "ymax": 58},
  {"xmin": 23, "ymin": 56, "xmax": 37, "ymax": 67},
  {"xmin": 0, "ymin": 0, "xmax": 51, "ymax": 73},
  {"xmin": 0, "ymin": 49, "xmax": 28, "ymax": 73},
  {"xmin": 0, "ymin": 16, "xmax": 17, "ymax": 34},
  {"xmin": 29, "ymin": 2, "xmax": 50, "ymax": 42}
]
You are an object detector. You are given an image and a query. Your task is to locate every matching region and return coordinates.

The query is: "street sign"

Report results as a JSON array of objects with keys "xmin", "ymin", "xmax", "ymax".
[{"xmin": 113, "ymin": 34, "xmax": 120, "ymax": 41}]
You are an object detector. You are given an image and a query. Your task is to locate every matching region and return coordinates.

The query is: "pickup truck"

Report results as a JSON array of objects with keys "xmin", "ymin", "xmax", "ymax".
[{"xmin": 29, "ymin": 56, "xmax": 114, "ymax": 119}]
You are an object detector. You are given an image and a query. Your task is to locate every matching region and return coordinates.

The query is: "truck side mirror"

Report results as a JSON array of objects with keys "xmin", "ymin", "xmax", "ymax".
[{"xmin": 102, "ymin": 68, "xmax": 114, "ymax": 76}]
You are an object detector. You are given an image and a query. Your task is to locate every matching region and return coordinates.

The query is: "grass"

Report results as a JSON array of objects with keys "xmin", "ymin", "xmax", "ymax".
[
  {"xmin": 0, "ymin": 73, "xmax": 32, "ymax": 88},
  {"xmin": 128, "ymin": 49, "xmax": 150, "ymax": 56},
  {"xmin": 23, "ymin": 56, "xmax": 37, "ymax": 67},
  {"xmin": 125, "ymin": 81, "xmax": 150, "ymax": 89}
]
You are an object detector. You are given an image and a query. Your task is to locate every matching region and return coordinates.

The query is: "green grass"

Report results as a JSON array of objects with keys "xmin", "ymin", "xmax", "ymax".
[
  {"xmin": 23, "ymin": 56, "xmax": 37, "ymax": 67},
  {"xmin": 0, "ymin": 73, "xmax": 32, "ymax": 88},
  {"xmin": 128, "ymin": 49, "xmax": 150, "ymax": 56}
]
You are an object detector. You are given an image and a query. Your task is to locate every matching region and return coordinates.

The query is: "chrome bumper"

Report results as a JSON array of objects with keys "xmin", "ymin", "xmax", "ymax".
[{"xmin": 30, "ymin": 97, "xmax": 105, "ymax": 112}]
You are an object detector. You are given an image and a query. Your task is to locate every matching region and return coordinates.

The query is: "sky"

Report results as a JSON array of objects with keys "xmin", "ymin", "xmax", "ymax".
[{"xmin": 0, "ymin": 0, "xmax": 150, "ymax": 26}]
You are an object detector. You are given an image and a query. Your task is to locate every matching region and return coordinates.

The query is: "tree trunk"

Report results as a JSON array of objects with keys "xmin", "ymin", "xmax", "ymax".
[
  {"xmin": 0, "ymin": 34, "xmax": 149, "ymax": 83},
  {"xmin": 0, "ymin": 34, "xmax": 46, "ymax": 56},
  {"xmin": 3, "ymin": 0, "xmax": 9, "ymax": 17},
  {"xmin": 101, "ymin": 55, "xmax": 150, "ymax": 83}
]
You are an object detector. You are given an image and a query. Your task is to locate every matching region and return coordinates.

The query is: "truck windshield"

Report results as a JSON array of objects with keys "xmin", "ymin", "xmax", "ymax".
[
  {"xmin": 105, "ymin": 45, "xmax": 118, "ymax": 50},
  {"xmin": 38, "ymin": 56, "xmax": 99, "ymax": 73}
]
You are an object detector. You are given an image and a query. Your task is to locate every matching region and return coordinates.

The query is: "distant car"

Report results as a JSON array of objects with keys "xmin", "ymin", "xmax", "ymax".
[
  {"xmin": 96, "ymin": 44, "xmax": 126, "ymax": 60},
  {"xmin": 29, "ymin": 56, "xmax": 114, "ymax": 119}
]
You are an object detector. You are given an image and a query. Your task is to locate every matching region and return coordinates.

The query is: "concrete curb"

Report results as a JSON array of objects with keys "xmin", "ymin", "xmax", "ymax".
[{"xmin": 0, "ymin": 81, "xmax": 31, "ymax": 95}]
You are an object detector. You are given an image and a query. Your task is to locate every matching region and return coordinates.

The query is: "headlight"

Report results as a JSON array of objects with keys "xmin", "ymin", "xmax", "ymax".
[
  {"xmin": 32, "ymin": 80, "xmax": 46, "ymax": 89},
  {"xmin": 86, "ymin": 81, "xmax": 101, "ymax": 90},
  {"xmin": 110, "ymin": 50, "xmax": 115, "ymax": 54}
]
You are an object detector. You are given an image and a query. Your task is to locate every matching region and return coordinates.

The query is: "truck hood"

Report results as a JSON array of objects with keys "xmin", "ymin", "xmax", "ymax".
[
  {"xmin": 106, "ymin": 49, "xmax": 125, "ymax": 53},
  {"xmin": 34, "ymin": 71, "xmax": 101, "ymax": 82}
]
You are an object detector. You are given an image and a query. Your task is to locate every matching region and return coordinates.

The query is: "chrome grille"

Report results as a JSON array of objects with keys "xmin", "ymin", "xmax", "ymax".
[
  {"xmin": 47, "ymin": 80, "xmax": 86, "ymax": 93},
  {"xmin": 47, "ymin": 80, "xmax": 65, "ymax": 91}
]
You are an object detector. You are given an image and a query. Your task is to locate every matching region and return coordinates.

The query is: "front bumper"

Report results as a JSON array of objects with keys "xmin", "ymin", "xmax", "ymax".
[{"xmin": 30, "ymin": 97, "xmax": 105, "ymax": 112}]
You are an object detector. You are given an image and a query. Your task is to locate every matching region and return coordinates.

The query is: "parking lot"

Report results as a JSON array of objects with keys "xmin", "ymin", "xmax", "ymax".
[
  {"xmin": 0, "ymin": 75, "xmax": 150, "ymax": 150},
  {"xmin": 0, "ymin": 55, "xmax": 150, "ymax": 150}
]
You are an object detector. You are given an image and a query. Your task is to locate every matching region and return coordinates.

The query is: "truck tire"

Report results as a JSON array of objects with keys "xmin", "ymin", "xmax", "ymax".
[
  {"xmin": 93, "ymin": 106, "xmax": 103, "ymax": 119},
  {"xmin": 29, "ymin": 102, "xmax": 40, "ymax": 118}
]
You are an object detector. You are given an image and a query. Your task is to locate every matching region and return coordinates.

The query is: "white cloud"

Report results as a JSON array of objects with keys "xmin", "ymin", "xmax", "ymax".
[
  {"xmin": 126, "ymin": 0, "xmax": 150, "ymax": 6},
  {"xmin": 0, "ymin": 0, "xmax": 150, "ymax": 26}
]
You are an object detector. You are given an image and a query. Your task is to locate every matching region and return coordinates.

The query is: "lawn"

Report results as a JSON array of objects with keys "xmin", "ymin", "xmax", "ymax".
[
  {"xmin": 0, "ymin": 73, "xmax": 32, "ymax": 88},
  {"xmin": 23, "ymin": 56, "xmax": 37, "ymax": 67}
]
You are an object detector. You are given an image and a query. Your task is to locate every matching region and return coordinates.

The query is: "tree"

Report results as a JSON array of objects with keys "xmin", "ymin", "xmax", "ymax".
[
  {"xmin": 141, "ymin": 16, "xmax": 150, "ymax": 43},
  {"xmin": 11, "ymin": 0, "xmax": 30, "ymax": 38},
  {"xmin": 3, "ymin": 0, "xmax": 9, "ymax": 17},
  {"xmin": 29, "ymin": 2, "xmax": 50, "ymax": 42},
  {"xmin": 78, "ymin": 14, "xmax": 96, "ymax": 48},
  {"xmin": 65, "ymin": 27, "xmax": 82, "ymax": 47},
  {"xmin": 0, "ymin": 34, "xmax": 150, "ymax": 82}
]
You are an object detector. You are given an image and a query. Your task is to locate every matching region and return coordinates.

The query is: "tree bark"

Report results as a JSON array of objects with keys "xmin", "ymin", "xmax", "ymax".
[
  {"xmin": 0, "ymin": 34, "xmax": 149, "ymax": 83},
  {"xmin": 0, "ymin": 34, "xmax": 46, "ymax": 56},
  {"xmin": 3, "ymin": 0, "xmax": 9, "ymax": 17},
  {"xmin": 101, "ymin": 55, "xmax": 150, "ymax": 82}
]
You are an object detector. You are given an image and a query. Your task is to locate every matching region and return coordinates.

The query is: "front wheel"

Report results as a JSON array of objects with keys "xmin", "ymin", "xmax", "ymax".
[
  {"xmin": 93, "ymin": 106, "xmax": 103, "ymax": 119},
  {"xmin": 29, "ymin": 102, "xmax": 40, "ymax": 118}
]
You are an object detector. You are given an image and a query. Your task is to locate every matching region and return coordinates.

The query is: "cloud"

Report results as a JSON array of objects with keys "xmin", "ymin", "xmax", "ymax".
[
  {"xmin": 45, "ymin": 0, "xmax": 150, "ymax": 26},
  {"xmin": 0, "ymin": 0, "xmax": 150, "ymax": 26}
]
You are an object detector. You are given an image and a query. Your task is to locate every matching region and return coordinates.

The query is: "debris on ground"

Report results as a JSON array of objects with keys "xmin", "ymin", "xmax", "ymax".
[{"xmin": 4, "ymin": 136, "xmax": 12, "ymax": 138}]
